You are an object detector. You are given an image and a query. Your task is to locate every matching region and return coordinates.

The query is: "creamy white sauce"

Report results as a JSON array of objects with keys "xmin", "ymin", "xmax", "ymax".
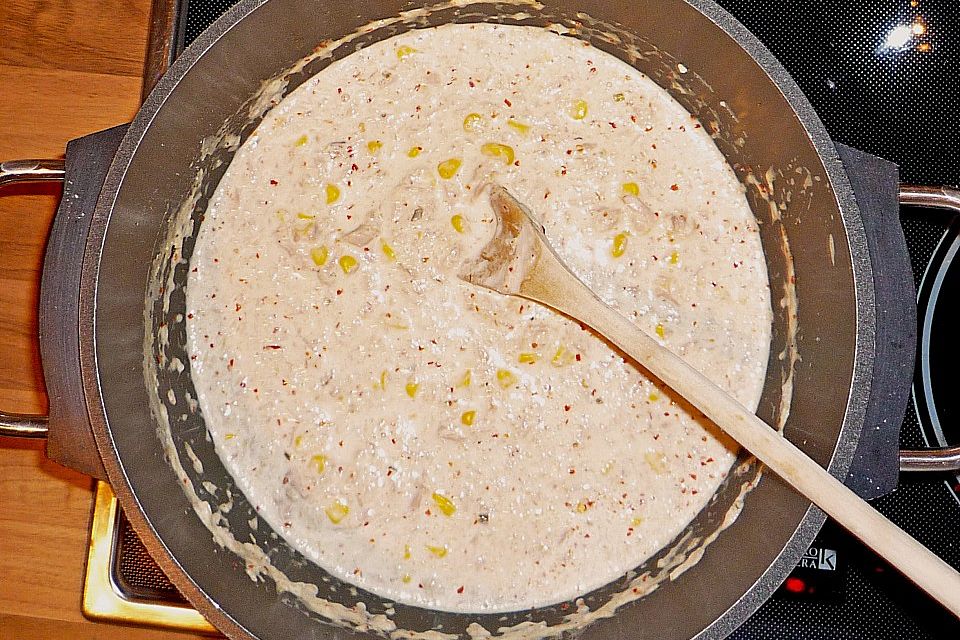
[{"xmin": 186, "ymin": 23, "xmax": 771, "ymax": 613}]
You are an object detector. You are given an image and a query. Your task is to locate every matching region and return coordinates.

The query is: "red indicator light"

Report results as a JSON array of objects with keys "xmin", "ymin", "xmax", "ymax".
[{"xmin": 784, "ymin": 577, "xmax": 806, "ymax": 593}]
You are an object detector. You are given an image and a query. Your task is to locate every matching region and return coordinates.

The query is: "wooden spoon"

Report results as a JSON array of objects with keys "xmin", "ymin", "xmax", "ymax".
[{"xmin": 459, "ymin": 184, "xmax": 960, "ymax": 617}]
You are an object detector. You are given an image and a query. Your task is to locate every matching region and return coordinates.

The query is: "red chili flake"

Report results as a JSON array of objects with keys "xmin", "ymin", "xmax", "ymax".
[
  {"xmin": 564, "ymin": 405, "xmax": 571, "ymax": 412},
  {"xmin": 336, "ymin": 289, "xmax": 343, "ymax": 295},
  {"xmin": 457, "ymin": 586, "xmax": 464, "ymax": 594},
  {"xmin": 269, "ymin": 179, "xmax": 278, "ymax": 185},
  {"xmin": 504, "ymin": 98, "xmax": 512, "ymax": 107},
  {"xmin": 609, "ymin": 122, "xmax": 617, "ymax": 129},
  {"xmin": 425, "ymin": 509, "xmax": 432, "ymax": 516},
  {"xmin": 575, "ymin": 353, "xmax": 581, "ymax": 361},
  {"xmin": 468, "ymin": 80, "xmax": 475, "ymax": 87},
  {"xmin": 670, "ymin": 184, "xmax": 679, "ymax": 191},
  {"xmin": 351, "ymin": 163, "xmax": 359, "ymax": 172},
  {"xmin": 569, "ymin": 468, "xmax": 576, "ymax": 474}
]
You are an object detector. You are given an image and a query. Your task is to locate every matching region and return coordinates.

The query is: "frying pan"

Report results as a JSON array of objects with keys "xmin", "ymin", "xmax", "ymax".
[{"xmin": 2, "ymin": 0, "xmax": 959, "ymax": 637}]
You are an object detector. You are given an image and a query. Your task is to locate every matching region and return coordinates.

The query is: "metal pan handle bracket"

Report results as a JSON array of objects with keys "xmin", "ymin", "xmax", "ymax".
[
  {"xmin": 898, "ymin": 184, "xmax": 960, "ymax": 472},
  {"xmin": 0, "ymin": 158, "xmax": 64, "ymax": 438}
]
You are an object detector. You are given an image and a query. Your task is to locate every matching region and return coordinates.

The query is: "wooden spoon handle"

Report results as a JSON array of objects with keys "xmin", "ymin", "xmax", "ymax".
[{"xmin": 521, "ymin": 251, "xmax": 960, "ymax": 618}]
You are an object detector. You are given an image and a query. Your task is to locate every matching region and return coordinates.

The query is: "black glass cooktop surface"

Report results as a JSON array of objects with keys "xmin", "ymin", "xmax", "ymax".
[{"xmin": 142, "ymin": 1, "xmax": 960, "ymax": 637}]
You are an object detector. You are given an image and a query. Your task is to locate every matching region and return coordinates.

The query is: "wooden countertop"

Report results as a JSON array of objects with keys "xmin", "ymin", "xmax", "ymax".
[{"xmin": 0, "ymin": 1, "xmax": 206, "ymax": 637}]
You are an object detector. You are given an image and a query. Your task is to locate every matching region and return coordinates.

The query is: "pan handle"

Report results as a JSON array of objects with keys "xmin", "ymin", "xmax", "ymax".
[
  {"xmin": 0, "ymin": 159, "xmax": 64, "ymax": 438},
  {"xmin": 897, "ymin": 184, "xmax": 960, "ymax": 472},
  {"xmin": 0, "ymin": 159, "xmax": 65, "ymax": 186}
]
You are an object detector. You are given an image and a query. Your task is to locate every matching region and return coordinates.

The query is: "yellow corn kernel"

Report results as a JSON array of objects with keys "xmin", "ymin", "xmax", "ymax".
[
  {"xmin": 297, "ymin": 212, "xmax": 315, "ymax": 220},
  {"xmin": 294, "ymin": 221, "xmax": 315, "ymax": 241},
  {"xmin": 311, "ymin": 246, "xmax": 329, "ymax": 267},
  {"xmin": 224, "ymin": 433, "xmax": 235, "ymax": 440},
  {"xmin": 338, "ymin": 255, "xmax": 358, "ymax": 274},
  {"xmin": 614, "ymin": 92, "xmax": 625, "ymax": 102},
  {"xmin": 432, "ymin": 492, "xmax": 456, "ymax": 516},
  {"xmin": 325, "ymin": 183, "xmax": 341, "ymax": 204},
  {"xmin": 551, "ymin": 345, "xmax": 575, "ymax": 367},
  {"xmin": 518, "ymin": 352, "xmax": 538, "ymax": 364},
  {"xmin": 450, "ymin": 214, "xmax": 466, "ymax": 233},
  {"xmin": 295, "ymin": 134, "xmax": 308, "ymax": 147},
  {"xmin": 437, "ymin": 158, "xmax": 462, "ymax": 179},
  {"xmin": 644, "ymin": 452, "xmax": 667, "ymax": 474},
  {"xmin": 407, "ymin": 146, "xmax": 422, "ymax": 157},
  {"xmin": 569, "ymin": 99, "xmax": 589, "ymax": 120},
  {"xmin": 402, "ymin": 574, "xmax": 412, "ymax": 584},
  {"xmin": 458, "ymin": 369, "xmax": 472, "ymax": 388},
  {"xmin": 576, "ymin": 502, "xmax": 588, "ymax": 513},
  {"xmin": 294, "ymin": 435, "xmax": 303, "ymax": 448},
  {"xmin": 396, "ymin": 45, "xmax": 416, "ymax": 59},
  {"xmin": 655, "ymin": 323, "xmax": 665, "ymax": 339},
  {"xmin": 367, "ymin": 139, "xmax": 383, "ymax": 153},
  {"xmin": 481, "ymin": 142, "xmax": 515, "ymax": 166},
  {"xmin": 379, "ymin": 241, "xmax": 397, "ymax": 262},
  {"xmin": 669, "ymin": 250, "xmax": 679, "ymax": 265},
  {"xmin": 496, "ymin": 368, "xmax": 517, "ymax": 388},
  {"xmin": 310, "ymin": 454, "xmax": 327, "ymax": 474},
  {"xmin": 630, "ymin": 516, "xmax": 643, "ymax": 526},
  {"xmin": 426, "ymin": 545, "xmax": 448, "ymax": 558},
  {"xmin": 405, "ymin": 381, "xmax": 419, "ymax": 398},
  {"xmin": 325, "ymin": 500, "xmax": 350, "ymax": 524},
  {"xmin": 622, "ymin": 182, "xmax": 640, "ymax": 197},
  {"xmin": 611, "ymin": 232, "xmax": 629, "ymax": 258},
  {"xmin": 507, "ymin": 118, "xmax": 530, "ymax": 134},
  {"xmin": 460, "ymin": 410, "xmax": 476, "ymax": 426},
  {"xmin": 463, "ymin": 112, "xmax": 483, "ymax": 132},
  {"xmin": 648, "ymin": 392, "xmax": 659, "ymax": 402},
  {"xmin": 403, "ymin": 544, "xmax": 411, "ymax": 559}
]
